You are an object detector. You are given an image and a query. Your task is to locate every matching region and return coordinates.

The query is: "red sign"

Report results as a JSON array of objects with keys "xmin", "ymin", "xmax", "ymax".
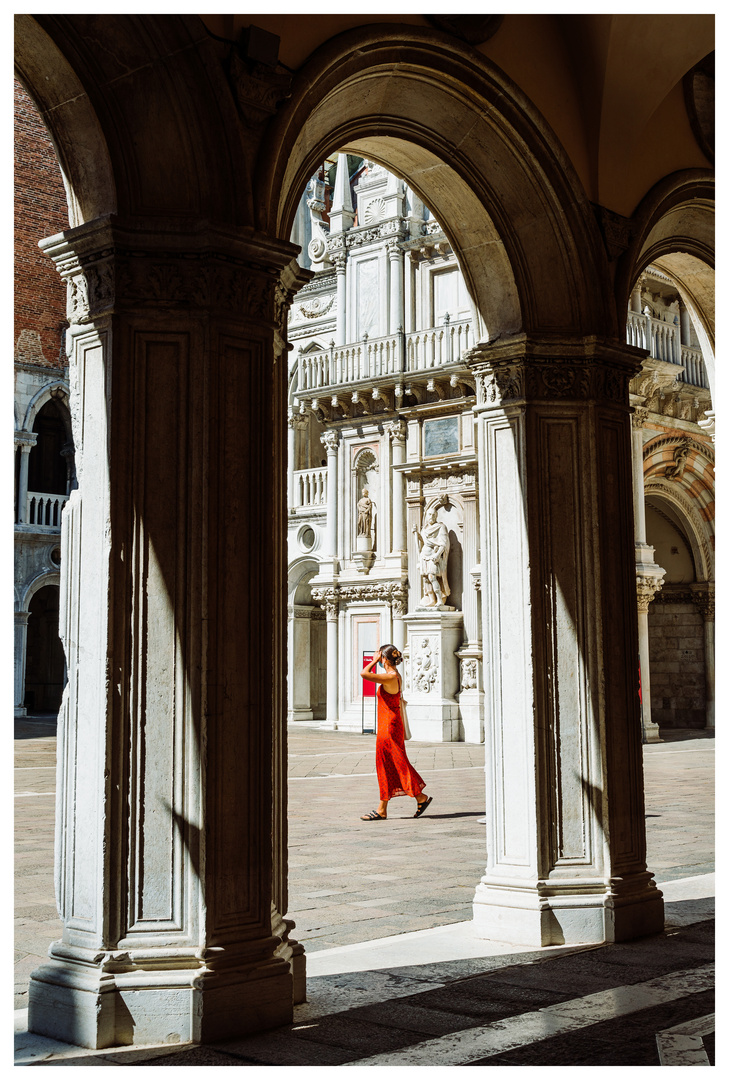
[{"xmin": 362, "ymin": 652, "xmax": 377, "ymax": 697}]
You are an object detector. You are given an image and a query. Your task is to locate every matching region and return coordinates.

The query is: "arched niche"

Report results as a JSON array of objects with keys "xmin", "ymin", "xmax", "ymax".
[{"xmin": 263, "ymin": 26, "xmax": 615, "ymax": 341}]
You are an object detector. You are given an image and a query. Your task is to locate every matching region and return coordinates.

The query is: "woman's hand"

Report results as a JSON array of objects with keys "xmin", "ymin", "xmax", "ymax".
[{"xmin": 373, "ymin": 648, "xmax": 382, "ymax": 663}]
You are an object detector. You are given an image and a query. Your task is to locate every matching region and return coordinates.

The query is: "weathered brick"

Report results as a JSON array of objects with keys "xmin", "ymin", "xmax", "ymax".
[{"xmin": 14, "ymin": 79, "xmax": 67, "ymax": 371}]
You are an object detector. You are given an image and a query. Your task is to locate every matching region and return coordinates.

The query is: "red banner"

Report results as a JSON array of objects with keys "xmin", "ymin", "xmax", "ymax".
[{"xmin": 362, "ymin": 652, "xmax": 377, "ymax": 697}]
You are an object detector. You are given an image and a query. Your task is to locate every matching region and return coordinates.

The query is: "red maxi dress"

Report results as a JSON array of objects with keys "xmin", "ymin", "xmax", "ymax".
[{"xmin": 376, "ymin": 677, "xmax": 426, "ymax": 801}]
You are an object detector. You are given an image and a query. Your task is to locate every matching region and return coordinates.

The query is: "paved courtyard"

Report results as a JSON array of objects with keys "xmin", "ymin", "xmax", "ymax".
[{"xmin": 15, "ymin": 719, "xmax": 714, "ymax": 1065}]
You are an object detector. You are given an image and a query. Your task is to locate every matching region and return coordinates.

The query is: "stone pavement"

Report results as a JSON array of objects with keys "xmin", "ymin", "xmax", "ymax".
[{"xmin": 15, "ymin": 720, "xmax": 714, "ymax": 1066}]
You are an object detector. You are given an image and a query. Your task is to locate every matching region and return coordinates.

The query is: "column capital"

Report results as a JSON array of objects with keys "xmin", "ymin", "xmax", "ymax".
[
  {"xmin": 320, "ymin": 430, "xmax": 340, "ymax": 455},
  {"xmin": 14, "ymin": 610, "xmax": 31, "ymax": 625},
  {"xmin": 330, "ymin": 251, "xmax": 347, "ymax": 273},
  {"xmin": 636, "ymin": 569, "xmax": 666, "ymax": 612},
  {"xmin": 385, "ymin": 418, "xmax": 407, "ymax": 445},
  {"xmin": 466, "ymin": 333, "xmax": 645, "ymax": 409},
  {"xmin": 15, "ymin": 433, "xmax": 38, "ymax": 451},
  {"xmin": 631, "ymin": 407, "xmax": 650, "ymax": 429},
  {"xmin": 312, "ymin": 587, "xmax": 339, "ymax": 621},
  {"xmin": 690, "ymin": 584, "xmax": 715, "ymax": 622},
  {"xmin": 287, "ymin": 410, "xmax": 309, "ymax": 431},
  {"xmin": 39, "ymin": 216, "xmax": 303, "ymax": 327}
]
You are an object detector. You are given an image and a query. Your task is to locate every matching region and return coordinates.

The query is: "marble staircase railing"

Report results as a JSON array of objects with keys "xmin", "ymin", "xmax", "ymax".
[
  {"xmin": 292, "ymin": 467, "xmax": 327, "ymax": 509},
  {"xmin": 25, "ymin": 491, "xmax": 69, "ymax": 528},
  {"xmin": 626, "ymin": 311, "xmax": 708, "ymax": 388},
  {"xmin": 297, "ymin": 317, "xmax": 473, "ymax": 392}
]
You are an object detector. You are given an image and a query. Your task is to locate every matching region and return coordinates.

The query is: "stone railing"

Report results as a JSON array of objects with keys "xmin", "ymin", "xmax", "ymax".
[
  {"xmin": 680, "ymin": 345, "xmax": 707, "ymax": 388},
  {"xmin": 25, "ymin": 491, "xmax": 69, "ymax": 528},
  {"xmin": 626, "ymin": 312, "xmax": 708, "ymax": 388},
  {"xmin": 292, "ymin": 467, "xmax": 327, "ymax": 509},
  {"xmin": 297, "ymin": 317, "xmax": 473, "ymax": 391}
]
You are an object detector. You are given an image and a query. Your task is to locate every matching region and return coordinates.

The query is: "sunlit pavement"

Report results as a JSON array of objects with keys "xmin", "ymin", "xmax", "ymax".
[{"xmin": 15, "ymin": 720, "xmax": 714, "ymax": 1066}]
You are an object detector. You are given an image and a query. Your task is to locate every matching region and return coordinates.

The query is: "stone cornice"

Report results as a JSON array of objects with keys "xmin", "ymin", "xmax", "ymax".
[{"xmin": 40, "ymin": 216, "xmax": 306, "ymax": 325}]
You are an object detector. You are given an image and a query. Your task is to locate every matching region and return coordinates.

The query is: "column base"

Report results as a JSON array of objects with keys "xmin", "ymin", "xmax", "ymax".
[
  {"xmin": 407, "ymin": 705, "xmax": 461, "ymax": 742},
  {"xmin": 473, "ymin": 874, "xmax": 664, "ymax": 947},
  {"xmin": 14, "ymin": 706, "xmax": 27, "ymax": 717},
  {"xmin": 28, "ymin": 942, "xmax": 295, "ymax": 1049},
  {"xmin": 642, "ymin": 721, "xmax": 663, "ymax": 743}
]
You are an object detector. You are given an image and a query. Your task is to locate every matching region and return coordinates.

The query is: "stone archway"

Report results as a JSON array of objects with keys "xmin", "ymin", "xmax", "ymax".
[
  {"xmin": 17, "ymin": 12, "xmax": 714, "ymax": 1051},
  {"xmin": 268, "ymin": 31, "xmax": 666, "ymax": 953},
  {"xmin": 264, "ymin": 27, "xmax": 617, "ymax": 341}
]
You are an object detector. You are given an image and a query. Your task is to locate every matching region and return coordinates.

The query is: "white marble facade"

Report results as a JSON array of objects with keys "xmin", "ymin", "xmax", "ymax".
[{"xmin": 287, "ymin": 156, "xmax": 715, "ymax": 743}]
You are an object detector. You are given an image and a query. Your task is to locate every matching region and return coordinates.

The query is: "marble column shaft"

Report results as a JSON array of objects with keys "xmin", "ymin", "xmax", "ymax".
[
  {"xmin": 16, "ymin": 438, "xmax": 36, "ymax": 523},
  {"xmin": 14, "ymin": 610, "xmax": 30, "ymax": 715},
  {"xmin": 468, "ymin": 334, "xmax": 663, "ymax": 947},
  {"xmin": 27, "ymin": 217, "xmax": 309, "ymax": 1049}
]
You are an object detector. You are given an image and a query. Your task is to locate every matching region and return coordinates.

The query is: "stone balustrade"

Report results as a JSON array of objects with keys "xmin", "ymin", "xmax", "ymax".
[
  {"xmin": 626, "ymin": 311, "xmax": 708, "ymax": 387},
  {"xmin": 25, "ymin": 491, "xmax": 68, "ymax": 528},
  {"xmin": 297, "ymin": 317, "xmax": 473, "ymax": 391},
  {"xmin": 292, "ymin": 467, "xmax": 328, "ymax": 509}
]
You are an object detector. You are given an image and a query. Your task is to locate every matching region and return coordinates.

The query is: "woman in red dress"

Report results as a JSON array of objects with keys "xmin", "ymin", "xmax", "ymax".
[{"xmin": 360, "ymin": 644, "xmax": 433, "ymax": 821}]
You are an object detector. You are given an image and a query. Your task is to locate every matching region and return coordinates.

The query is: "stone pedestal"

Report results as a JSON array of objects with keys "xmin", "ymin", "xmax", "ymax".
[
  {"xmin": 27, "ymin": 218, "xmax": 309, "ymax": 1048},
  {"xmin": 403, "ymin": 610, "xmax": 463, "ymax": 741},
  {"xmin": 455, "ymin": 644, "xmax": 484, "ymax": 743},
  {"xmin": 467, "ymin": 334, "xmax": 664, "ymax": 948}
]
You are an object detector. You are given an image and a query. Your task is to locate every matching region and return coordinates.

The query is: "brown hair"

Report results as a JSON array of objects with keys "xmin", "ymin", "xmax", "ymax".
[{"xmin": 380, "ymin": 644, "xmax": 403, "ymax": 666}]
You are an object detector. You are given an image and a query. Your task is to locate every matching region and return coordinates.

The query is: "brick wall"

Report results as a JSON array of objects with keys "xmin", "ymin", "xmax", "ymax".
[
  {"xmin": 649, "ymin": 603, "xmax": 706, "ymax": 729},
  {"xmin": 14, "ymin": 79, "xmax": 68, "ymax": 370}
]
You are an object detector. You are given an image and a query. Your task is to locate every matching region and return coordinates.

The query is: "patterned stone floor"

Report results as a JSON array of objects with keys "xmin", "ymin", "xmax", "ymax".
[{"xmin": 15, "ymin": 719, "xmax": 714, "ymax": 1065}]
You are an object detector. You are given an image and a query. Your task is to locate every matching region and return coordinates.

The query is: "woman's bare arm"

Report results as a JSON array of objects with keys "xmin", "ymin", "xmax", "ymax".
[{"xmin": 361, "ymin": 651, "xmax": 399, "ymax": 691}]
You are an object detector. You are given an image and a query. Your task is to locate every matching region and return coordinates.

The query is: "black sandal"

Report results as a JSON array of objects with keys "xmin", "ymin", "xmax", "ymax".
[
  {"xmin": 361, "ymin": 810, "xmax": 386, "ymax": 820},
  {"xmin": 413, "ymin": 796, "xmax": 432, "ymax": 818}
]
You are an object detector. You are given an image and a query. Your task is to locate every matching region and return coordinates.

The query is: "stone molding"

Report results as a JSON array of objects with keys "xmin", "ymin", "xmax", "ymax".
[
  {"xmin": 643, "ymin": 433, "xmax": 714, "ymax": 467},
  {"xmin": 467, "ymin": 334, "xmax": 644, "ymax": 407},
  {"xmin": 40, "ymin": 218, "xmax": 302, "ymax": 326},
  {"xmin": 311, "ymin": 580, "xmax": 408, "ymax": 617}
]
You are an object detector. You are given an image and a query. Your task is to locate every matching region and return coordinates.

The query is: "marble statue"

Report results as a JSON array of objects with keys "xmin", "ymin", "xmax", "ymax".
[
  {"xmin": 413, "ymin": 503, "xmax": 450, "ymax": 606},
  {"xmin": 356, "ymin": 492, "xmax": 373, "ymax": 537}
]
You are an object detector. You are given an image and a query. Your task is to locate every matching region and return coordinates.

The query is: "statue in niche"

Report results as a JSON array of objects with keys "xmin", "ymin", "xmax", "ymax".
[
  {"xmin": 413, "ymin": 500, "xmax": 451, "ymax": 607},
  {"xmin": 357, "ymin": 488, "xmax": 373, "ymax": 537}
]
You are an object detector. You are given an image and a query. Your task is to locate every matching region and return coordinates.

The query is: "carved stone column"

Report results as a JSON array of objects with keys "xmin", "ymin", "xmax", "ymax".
[
  {"xmin": 636, "ymin": 571, "xmax": 665, "ymax": 743},
  {"xmin": 467, "ymin": 333, "xmax": 663, "ymax": 946},
  {"xmin": 632, "ymin": 408, "xmax": 665, "ymax": 743},
  {"xmin": 15, "ymin": 435, "xmax": 37, "ymax": 523},
  {"xmin": 386, "ymin": 419, "xmax": 407, "ymax": 553},
  {"xmin": 313, "ymin": 588, "xmax": 340, "ymax": 730},
  {"xmin": 390, "ymin": 582, "xmax": 407, "ymax": 653},
  {"xmin": 387, "ymin": 240, "xmax": 404, "ymax": 336},
  {"xmin": 321, "ymin": 430, "xmax": 340, "ymax": 568},
  {"xmin": 691, "ymin": 585, "xmax": 715, "ymax": 731},
  {"xmin": 287, "ymin": 411, "xmax": 308, "ymax": 506},
  {"xmin": 27, "ymin": 217, "xmax": 309, "ymax": 1048},
  {"xmin": 14, "ymin": 610, "xmax": 30, "ymax": 716},
  {"xmin": 332, "ymin": 253, "xmax": 347, "ymax": 346}
]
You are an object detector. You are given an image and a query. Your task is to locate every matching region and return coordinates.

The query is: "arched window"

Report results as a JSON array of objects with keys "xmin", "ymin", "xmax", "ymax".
[{"xmin": 28, "ymin": 399, "xmax": 69, "ymax": 496}]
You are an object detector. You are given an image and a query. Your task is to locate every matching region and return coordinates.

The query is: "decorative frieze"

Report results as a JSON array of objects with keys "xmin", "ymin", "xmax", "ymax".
[{"xmin": 467, "ymin": 336, "xmax": 643, "ymax": 407}]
